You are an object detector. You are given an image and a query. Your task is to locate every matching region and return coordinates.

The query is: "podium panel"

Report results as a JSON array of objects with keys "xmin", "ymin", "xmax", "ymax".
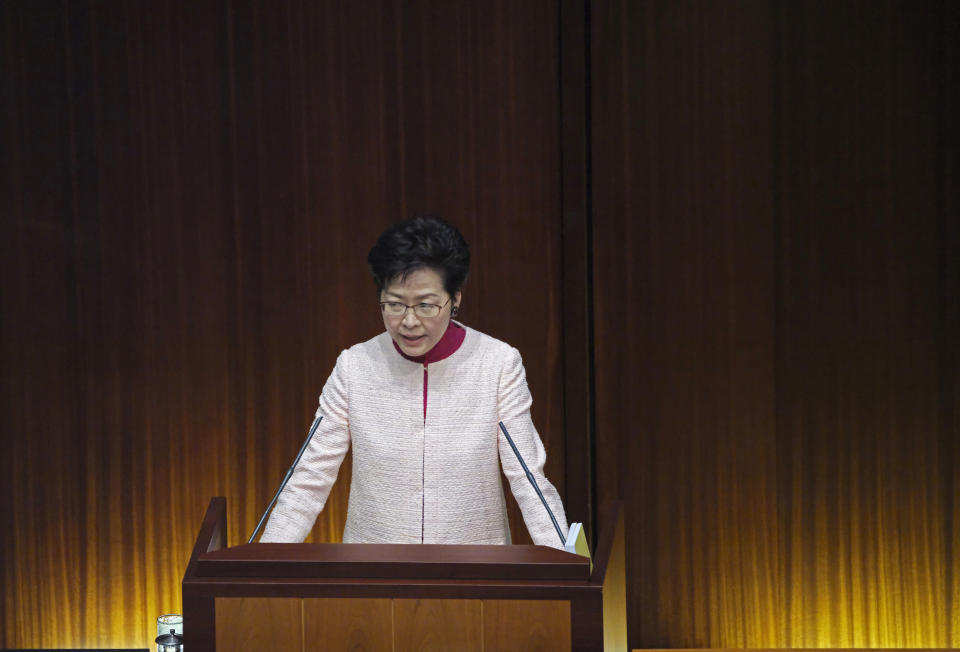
[
  {"xmin": 393, "ymin": 599, "xmax": 482, "ymax": 650},
  {"xmin": 304, "ymin": 598, "xmax": 393, "ymax": 649},
  {"xmin": 213, "ymin": 597, "xmax": 570, "ymax": 651},
  {"xmin": 484, "ymin": 599, "xmax": 571, "ymax": 649},
  {"xmin": 215, "ymin": 597, "xmax": 300, "ymax": 649},
  {"xmin": 183, "ymin": 498, "xmax": 625, "ymax": 651}
]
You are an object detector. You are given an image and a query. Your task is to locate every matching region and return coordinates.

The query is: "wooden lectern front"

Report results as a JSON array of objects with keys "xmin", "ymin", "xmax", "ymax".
[{"xmin": 182, "ymin": 498, "xmax": 625, "ymax": 650}]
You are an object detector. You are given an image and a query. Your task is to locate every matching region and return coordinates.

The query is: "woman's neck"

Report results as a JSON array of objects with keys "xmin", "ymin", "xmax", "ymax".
[{"xmin": 393, "ymin": 321, "xmax": 466, "ymax": 364}]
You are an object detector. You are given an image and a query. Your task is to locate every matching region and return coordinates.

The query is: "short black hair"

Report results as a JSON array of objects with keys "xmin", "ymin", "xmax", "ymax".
[{"xmin": 367, "ymin": 215, "xmax": 470, "ymax": 298}]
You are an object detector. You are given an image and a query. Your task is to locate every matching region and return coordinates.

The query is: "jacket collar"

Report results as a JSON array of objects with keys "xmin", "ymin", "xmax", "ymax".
[{"xmin": 392, "ymin": 321, "xmax": 466, "ymax": 364}]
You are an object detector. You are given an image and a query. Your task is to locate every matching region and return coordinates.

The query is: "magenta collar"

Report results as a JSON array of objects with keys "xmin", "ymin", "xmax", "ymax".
[{"xmin": 392, "ymin": 321, "xmax": 466, "ymax": 364}]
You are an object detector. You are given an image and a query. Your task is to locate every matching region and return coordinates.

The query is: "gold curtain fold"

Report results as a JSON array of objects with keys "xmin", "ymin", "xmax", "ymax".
[
  {"xmin": 0, "ymin": 0, "xmax": 564, "ymax": 648},
  {"xmin": 592, "ymin": 0, "xmax": 958, "ymax": 646}
]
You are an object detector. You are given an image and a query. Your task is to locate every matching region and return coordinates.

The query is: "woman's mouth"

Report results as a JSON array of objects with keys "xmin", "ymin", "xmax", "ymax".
[{"xmin": 401, "ymin": 334, "xmax": 424, "ymax": 344}]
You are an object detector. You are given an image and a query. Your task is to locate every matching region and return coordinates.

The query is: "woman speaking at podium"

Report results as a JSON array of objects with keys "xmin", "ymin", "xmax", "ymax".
[{"xmin": 259, "ymin": 216, "xmax": 568, "ymax": 548}]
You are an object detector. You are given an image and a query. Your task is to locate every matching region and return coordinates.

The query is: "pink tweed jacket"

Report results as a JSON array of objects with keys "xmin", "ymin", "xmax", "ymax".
[{"xmin": 260, "ymin": 324, "xmax": 568, "ymax": 548}]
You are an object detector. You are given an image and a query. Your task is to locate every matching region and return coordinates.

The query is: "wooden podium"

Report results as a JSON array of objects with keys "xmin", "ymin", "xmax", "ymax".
[{"xmin": 182, "ymin": 498, "xmax": 625, "ymax": 650}]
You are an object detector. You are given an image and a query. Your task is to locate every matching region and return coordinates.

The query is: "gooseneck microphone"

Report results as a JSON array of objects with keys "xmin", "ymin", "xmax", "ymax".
[
  {"xmin": 248, "ymin": 414, "xmax": 324, "ymax": 543},
  {"xmin": 498, "ymin": 421, "xmax": 566, "ymax": 545}
]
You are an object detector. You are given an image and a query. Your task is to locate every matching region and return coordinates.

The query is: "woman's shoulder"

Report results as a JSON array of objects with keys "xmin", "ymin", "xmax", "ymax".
[
  {"xmin": 353, "ymin": 329, "xmax": 394, "ymax": 351},
  {"xmin": 458, "ymin": 324, "xmax": 521, "ymax": 364},
  {"xmin": 334, "ymin": 331, "xmax": 396, "ymax": 370}
]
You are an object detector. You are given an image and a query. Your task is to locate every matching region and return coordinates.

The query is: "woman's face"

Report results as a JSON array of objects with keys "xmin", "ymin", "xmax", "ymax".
[{"xmin": 380, "ymin": 267, "xmax": 460, "ymax": 357}]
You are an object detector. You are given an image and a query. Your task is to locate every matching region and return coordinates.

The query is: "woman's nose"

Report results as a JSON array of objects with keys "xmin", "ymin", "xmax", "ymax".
[{"xmin": 401, "ymin": 309, "xmax": 421, "ymax": 327}]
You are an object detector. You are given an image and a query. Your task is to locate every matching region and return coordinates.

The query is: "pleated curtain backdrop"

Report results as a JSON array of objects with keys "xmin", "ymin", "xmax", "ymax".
[{"xmin": 1, "ymin": 0, "xmax": 957, "ymax": 649}]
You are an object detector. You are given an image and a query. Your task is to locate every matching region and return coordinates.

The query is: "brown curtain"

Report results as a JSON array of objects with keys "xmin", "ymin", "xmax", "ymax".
[
  {"xmin": 592, "ymin": 0, "xmax": 958, "ymax": 646},
  {"xmin": 0, "ymin": 1, "xmax": 564, "ymax": 648},
  {"xmin": 2, "ymin": 0, "xmax": 957, "ymax": 649}
]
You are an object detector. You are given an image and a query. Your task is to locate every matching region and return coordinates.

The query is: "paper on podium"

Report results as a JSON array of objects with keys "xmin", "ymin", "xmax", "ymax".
[{"xmin": 564, "ymin": 522, "xmax": 592, "ymax": 571}]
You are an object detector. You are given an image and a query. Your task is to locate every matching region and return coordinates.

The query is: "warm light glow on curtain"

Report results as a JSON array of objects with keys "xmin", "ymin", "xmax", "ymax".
[
  {"xmin": 590, "ymin": 0, "xmax": 958, "ymax": 647},
  {"xmin": 0, "ymin": 1, "xmax": 564, "ymax": 648},
  {"xmin": 2, "ymin": 0, "xmax": 957, "ymax": 650},
  {"xmin": 2, "ymin": 453, "xmax": 351, "ymax": 649}
]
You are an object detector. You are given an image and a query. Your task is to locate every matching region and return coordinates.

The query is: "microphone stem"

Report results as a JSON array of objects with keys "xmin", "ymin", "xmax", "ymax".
[
  {"xmin": 498, "ymin": 421, "xmax": 566, "ymax": 545},
  {"xmin": 248, "ymin": 415, "xmax": 323, "ymax": 544}
]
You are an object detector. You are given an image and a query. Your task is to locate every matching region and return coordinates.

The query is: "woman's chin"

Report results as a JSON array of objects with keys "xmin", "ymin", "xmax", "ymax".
[{"xmin": 398, "ymin": 335, "xmax": 429, "ymax": 354}]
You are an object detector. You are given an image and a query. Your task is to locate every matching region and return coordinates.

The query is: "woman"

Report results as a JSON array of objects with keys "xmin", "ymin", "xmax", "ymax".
[{"xmin": 260, "ymin": 216, "xmax": 568, "ymax": 548}]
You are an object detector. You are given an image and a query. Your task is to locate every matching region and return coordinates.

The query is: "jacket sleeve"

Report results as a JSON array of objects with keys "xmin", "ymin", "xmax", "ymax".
[
  {"xmin": 496, "ymin": 346, "xmax": 569, "ymax": 549},
  {"xmin": 259, "ymin": 351, "xmax": 351, "ymax": 543}
]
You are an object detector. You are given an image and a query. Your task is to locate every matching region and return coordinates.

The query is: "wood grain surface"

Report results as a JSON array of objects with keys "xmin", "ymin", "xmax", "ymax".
[
  {"xmin": 303, "ymin": 598, "xmax": 392, "ymax": 652},
  {"xmin": 215, "ymin": 597, "xmax": 301, "ymax": 650},
  {"xmin": 483, "ymin": 600, "xmax": 571, "ymax": 651},
  {"xmin": 393, "ymin": 599, "xmax": 482, "ymax": 652},
  {"xmin": 212, "ymin": 597, "xmax": 576, "ymax": 651}
]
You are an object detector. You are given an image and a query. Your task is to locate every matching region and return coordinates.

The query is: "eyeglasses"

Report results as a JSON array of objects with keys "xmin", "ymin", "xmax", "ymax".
[{"xmin": 379, "ymin": 297, "xmax": 451, "ymax": 319}]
